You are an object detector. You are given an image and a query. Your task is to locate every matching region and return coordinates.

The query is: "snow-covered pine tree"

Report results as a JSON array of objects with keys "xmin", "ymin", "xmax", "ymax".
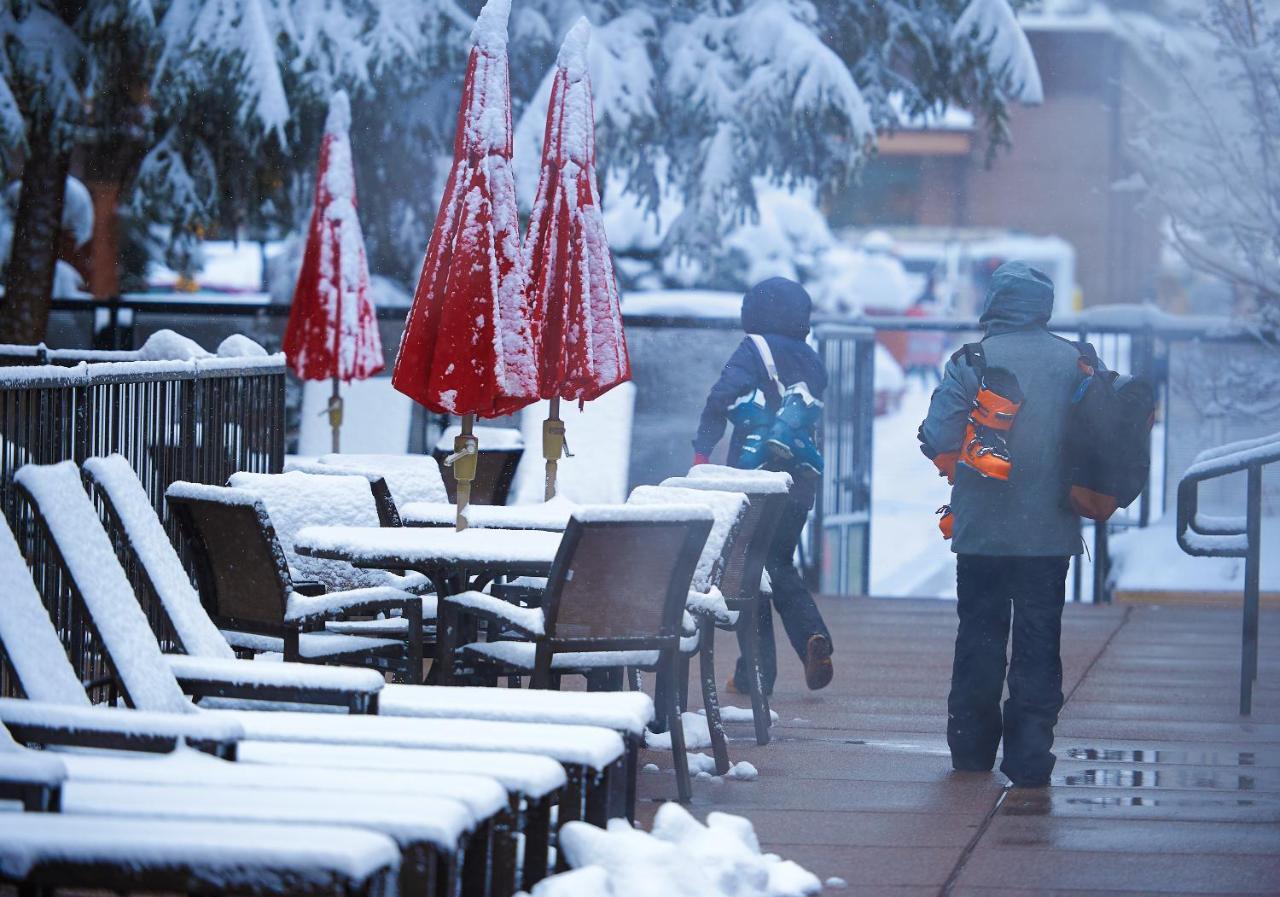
[{"xmin": 1130, "ymin": 0, "xmax": 1279, "ymax": 327}]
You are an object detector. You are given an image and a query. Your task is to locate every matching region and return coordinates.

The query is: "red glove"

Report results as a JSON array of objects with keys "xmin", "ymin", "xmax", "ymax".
[{"xmin": 693, "ymin": 452, "xmax": 711, "ymax": 466}]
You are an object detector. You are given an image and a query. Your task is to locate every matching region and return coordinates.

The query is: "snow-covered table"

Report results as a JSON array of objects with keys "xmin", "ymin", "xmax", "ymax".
[
  {"xmin": 294, "ymin": 526, "xmax": 562, "ymax": 684},
  {"xmin": 401, "ymin": 499, "xmax": 574, "ymax": 531}
]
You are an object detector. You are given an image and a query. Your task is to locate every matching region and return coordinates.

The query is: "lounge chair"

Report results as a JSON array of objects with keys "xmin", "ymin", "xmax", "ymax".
[
  {"xmin": 315, "ymin": 452, "xmax": 450, "ymax": 508},
  {"xmin": 0, "ymin": 814, "xmax": 400, "ymax": 897},
  {"xmin": 443, "ymin": 505, "xmax": 714, "ymax": 801},
  {"xmin": 13, "ymin": 461, "xmax": 633, "ymax": 832},
  {"xmin": 0, "ymin": 508, "xmax": 560, "ymax": 891}
]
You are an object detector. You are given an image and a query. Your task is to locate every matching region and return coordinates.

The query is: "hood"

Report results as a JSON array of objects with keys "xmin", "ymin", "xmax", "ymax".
[
  {"xmin": 741, "ymin": 277, "xmax": 812, "ymax": 340},
  {"xmin": 979, "ymin": 262, "xmax": 1055, "ymax": 335}
]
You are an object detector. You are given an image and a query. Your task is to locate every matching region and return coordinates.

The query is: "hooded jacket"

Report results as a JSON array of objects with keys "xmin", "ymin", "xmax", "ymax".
[
  {"xmin": 919, "ymin": 262, "xmax": 1082, "ymax": 557},
  {"xmin": 694, "ymin": 278, "xmax": 827, "ymax": 492}
]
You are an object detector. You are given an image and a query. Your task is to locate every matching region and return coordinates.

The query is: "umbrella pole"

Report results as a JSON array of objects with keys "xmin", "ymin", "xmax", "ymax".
[
  {"xmin": 543, "ymin": 398, "xmax": 566, "ymax": 502},
  {"xmin": 451, "ymin": 414, "xmax": 479, "ymax": 531},
  {"xmin": 328, "ymin": 375, "xmax": 343, "ymax": 453}
]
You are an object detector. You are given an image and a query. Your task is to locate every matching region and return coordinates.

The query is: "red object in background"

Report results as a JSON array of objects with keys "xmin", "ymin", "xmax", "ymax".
[
  {"xmin": 283, "ymin": 91, "xmax": 384, "ymax": 383},
  {"xmin": 524, "ymin": 19, "xmax": 630, "ymax": 403},
  {"xmin": 392, "ymin": 0, "xmax": 538, "ymax": 419}
]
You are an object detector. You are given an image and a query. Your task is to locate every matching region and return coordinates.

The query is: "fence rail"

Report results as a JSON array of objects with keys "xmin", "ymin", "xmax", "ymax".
[
  {"xmin": 0, "ymin": 349, "xmax": 286, "ymax": 697},
  {"xmin": 1176, "ymin": 431, "xmax": 1280, "ymax": 715}
]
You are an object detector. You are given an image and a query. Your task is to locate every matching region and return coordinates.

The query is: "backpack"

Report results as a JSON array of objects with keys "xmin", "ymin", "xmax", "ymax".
[
  {"xmin": 725, "ymin": 335, "xmax": 824, "ymax": 478},
  {"xmin": 1063, "ymin": 343, "xmax": 1156, "ymax": 522}
]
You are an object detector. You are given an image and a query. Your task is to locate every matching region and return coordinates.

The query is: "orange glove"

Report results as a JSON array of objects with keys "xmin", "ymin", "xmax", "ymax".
[
  {"xmin": 693, "ymin": 452, "xmax": 711, "ymax": 466},
  {"xmin": 932, "ymin": 451, "xmax": 959, "ymax": 484}
]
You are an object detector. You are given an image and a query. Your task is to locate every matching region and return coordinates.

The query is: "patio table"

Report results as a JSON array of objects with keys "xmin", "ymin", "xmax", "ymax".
[
  {"xmin": 294, "ymin": 525, "xmax": 562, "ymax": 685},
  {"xmin": 401, "ymin": 500, "xmax": 574, "ymax": 532}
]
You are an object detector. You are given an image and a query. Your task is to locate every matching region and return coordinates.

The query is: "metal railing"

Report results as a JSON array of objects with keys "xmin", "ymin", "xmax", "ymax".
[
  {"xmin": 1176, "ymin": 431, "xmax": 1280, "ymax": 715},
  {"xmin": 39, "ymin": 294, "xmax": 1276, "ymax": 603},
  {"xmin": 0, "ymin": 348, "xmax": 286, "ymax": 697}
]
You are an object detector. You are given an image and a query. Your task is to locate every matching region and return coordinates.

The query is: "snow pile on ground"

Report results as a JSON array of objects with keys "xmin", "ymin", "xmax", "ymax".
[
  {"xmin": 525, "ymin": 802, "xmax": 820, "ymax": 897},
  {"xmin": 645, "ymin": 711, "xmax": 713, "ymax": 751},
  {"xmin": 708, "ymin": 706, "xmax": 779, "ymax": 725}
]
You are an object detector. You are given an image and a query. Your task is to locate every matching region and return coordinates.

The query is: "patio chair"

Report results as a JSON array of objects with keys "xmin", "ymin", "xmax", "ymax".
[
  {"xmin": 432, "ymin": 426, "xmax": 524, "ymax": 506},
  {"xmin": 163, "ymin": 479, "xmax": 425, "ymax": 681},
  {"xmin": 316, "ymin": 451, "xmax": 450, "ymax": 508},
  {"xmin": 11, "ymin": 462, "xmax": 633, "ymax": 831},
  {"xmin": 666, "ymin": 469, "xmax": 793, "ymax": 745},
  {"xmin": 443, "ymin": 505, "xmax": 714, "ymax": 801},
  {"xmin": 0, "ymin": 498, "xmax": 586, "ymax": 892},
  {"xmin": 626, "ymin": 484, "xmax": 749, "ymax": 774},
  {"xmin": 87, "ymin": 453, "xmax": 653, "ymax": 814},
  {"xmin": 0, "ymin": 719, "xmax": 65, "ymax": 811},
  {"xmin": 285, "ymin": 460, "xmax": 404, "ymax": 525},
  {"xmin": 228, "ymin": 469, "xmax": 425, "ymax": 592}
]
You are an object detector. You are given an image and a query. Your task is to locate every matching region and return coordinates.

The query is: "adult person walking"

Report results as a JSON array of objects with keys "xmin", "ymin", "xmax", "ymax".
[
  {"xmin": 918, "ymin": 261, "xmax": 1081, "ymax": 788},
  {"xmin": 693, "ymin": 277, "xmax": 834, "ymax": 693}
]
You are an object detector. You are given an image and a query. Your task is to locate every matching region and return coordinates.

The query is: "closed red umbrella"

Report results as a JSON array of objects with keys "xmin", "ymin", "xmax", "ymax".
[
  {"xmin": 524, "ymin": 19, "xmax": 631, "ymax": 499},
  {"xmin": 283, "ymin": 90, "xmax": 384, "ymax": 453},
  {"xmin": 392, "ymin": 0, "xmax": 537, "ymax": 526}
]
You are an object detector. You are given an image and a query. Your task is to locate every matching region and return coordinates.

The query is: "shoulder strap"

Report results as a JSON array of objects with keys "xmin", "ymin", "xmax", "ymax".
[
  {"xmin": 950, "ymin": 342, "xmax": 987, "ymax": 376},
  {"xmin": 746, "ymin": 334, "xmax": 785, "ymax": 400}
]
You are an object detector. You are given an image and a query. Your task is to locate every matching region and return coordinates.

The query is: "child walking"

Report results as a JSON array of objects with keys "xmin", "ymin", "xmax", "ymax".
[{"xmin": 693, "ymin": 277, "xmax": 834, "ymax": 692}]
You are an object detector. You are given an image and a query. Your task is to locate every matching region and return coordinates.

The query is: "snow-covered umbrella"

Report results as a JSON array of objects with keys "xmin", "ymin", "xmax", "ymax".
[
  {"xmin": 524, "ymin": 19, "xmax": 631, "ymax": 500},
  {"xmin": 283, "ymin": 90, "xmax": 384, "ymax": 453},
  {"xmin": 392, "ymin": 0, "xmax": 538, "ymax": 529}
]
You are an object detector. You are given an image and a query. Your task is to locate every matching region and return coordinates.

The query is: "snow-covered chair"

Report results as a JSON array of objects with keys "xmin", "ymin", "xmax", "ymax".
[
  {"xmin": 315, "ymin": 451, "xmax": 451, "ymax": 508},
  {"xmin": 671, "ymin": 467, "xmax": 794, "ymax": 745},
  {"xmin": 0, "ymin": 814, "xmax": 401, "ymax": 897},
  {"xmin": 0, "ymin": 498, "xmax": 602, "ymax": 889},
  {"xmin": 162, "ymin": 479, "xmax": 425, "ymax": 682},
  {"xmin": 10, "ymin": 463, "xmax": 633, "ymax": 829},
  {"xmin": 628, "ymin": 485, "xmax": 749, "ymax": 774},
  {"xmin": 227, "ymin": 469, "xmax": 424, "ymax": 592},
  {"xmin": 445, "ymin": 505, "xmax": 714, "ymax": 802},
  {"xmin": 88, "ymin": 454, "xmax": 654, "ymax": 753},
  {"xmin": 431, "ymin": 426, "xmax": 525, "ymax": 506}
]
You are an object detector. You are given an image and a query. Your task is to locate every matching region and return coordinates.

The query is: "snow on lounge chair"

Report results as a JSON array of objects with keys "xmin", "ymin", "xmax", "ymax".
[
  {"xmin": 0, "ymin": 507, "xmax": 565, "ymax": 891},
  {"xmin": 12, "ymin": 462, "xmax": 632, "ymax": 830},
  {"xmin": 87, "ymin": 454, "xmax": 654, "ymax": 779},
  {"xmin": 444, "ymin": 505, "xmax": 714, "ymax": 801},
  {"xmin": 671, "ymin": 467, "xmax": 794, "ymax": 745},
  {"xmin": 0, "ymin": 719, "xmax": 65, "ymax": 811},
  {"xmin": 162, "ymin": 478, "xmax": 425, "ymax": 681},
  {"xmin": 284, "ymin": 460, "xmax": 405, "ymax": 526}
]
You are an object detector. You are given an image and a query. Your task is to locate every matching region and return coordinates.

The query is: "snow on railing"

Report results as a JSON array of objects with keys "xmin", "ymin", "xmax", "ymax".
[
  {"xmin": 0, "ymin": 331, "xmax": 286, "ymax": 699},
  {"xmin": 1175, "ymin": 430, "xmax": 1280, "ymax": 715}
]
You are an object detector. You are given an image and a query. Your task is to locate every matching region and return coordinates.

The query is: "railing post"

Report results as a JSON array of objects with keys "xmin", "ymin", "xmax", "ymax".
[
  {"xmin": 1240, "ymin": 464, "xmax": 1262, "ymax": 715},
  {"xmin": 1092, "ymin": 522, "xmax": 1109, "ymax": 605}
]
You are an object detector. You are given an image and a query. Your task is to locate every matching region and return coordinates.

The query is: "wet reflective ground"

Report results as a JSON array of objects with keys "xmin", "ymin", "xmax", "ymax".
[{"xmin": 635, "ymin": 598, "xmax": 1280, "ymax": 895}]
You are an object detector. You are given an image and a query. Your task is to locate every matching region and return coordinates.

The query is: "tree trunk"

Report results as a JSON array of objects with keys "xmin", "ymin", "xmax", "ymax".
[{"xmin": 0, "ymin": 125, "xmax": 71, "ymax": 345}]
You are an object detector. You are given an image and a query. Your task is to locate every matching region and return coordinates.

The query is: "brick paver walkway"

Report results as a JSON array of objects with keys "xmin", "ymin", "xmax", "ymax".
[{"xmin": 637, "ymin": 597, "xmax": 1280, "ymax": 896}]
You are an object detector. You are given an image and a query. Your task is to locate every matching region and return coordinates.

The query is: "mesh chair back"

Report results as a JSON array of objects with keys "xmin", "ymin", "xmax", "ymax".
[
  {"xmin": 432, "ymin": 448, "xmax": 523, "ymax": 506},
  {"xmin": 660, "ymin": 476, "xmax": 786, "ymax": 606},
  {"xmin": 166, "ymin": 484, "xmax": 290, "ymax": 631},
  {"xmin": 286, "ymin": 462, "xmax": 402, "ymax": 526},
  {"xmin": 543, "ymin": 508, "xmax": 711, "ymax": 649}
]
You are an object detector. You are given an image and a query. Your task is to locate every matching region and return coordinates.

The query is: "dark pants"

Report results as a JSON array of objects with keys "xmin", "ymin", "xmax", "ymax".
[
  {"xmin": 949, "ymin": 554, "xmax": 1069, "ymax": 785},
  {"xmin": 734, "ymin": 492, "xmax": 832, "ymax": 693}
]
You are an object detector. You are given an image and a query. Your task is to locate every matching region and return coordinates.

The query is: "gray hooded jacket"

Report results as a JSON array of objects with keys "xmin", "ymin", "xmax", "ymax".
[{"xmin": 919, "ymin": 262, "xmax": 1082, "ymax": 557}]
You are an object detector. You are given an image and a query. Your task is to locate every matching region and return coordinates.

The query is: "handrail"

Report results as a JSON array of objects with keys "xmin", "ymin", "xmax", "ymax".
[{"xmin": 1175, "ymin": 431, "xmax": 1280, "ymax": 714}]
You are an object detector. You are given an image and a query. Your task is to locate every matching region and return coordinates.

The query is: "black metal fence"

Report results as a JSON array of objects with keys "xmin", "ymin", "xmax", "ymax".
[{"xmin": 0, "ymin": 347, "xmax": 286, "ymax": 697}]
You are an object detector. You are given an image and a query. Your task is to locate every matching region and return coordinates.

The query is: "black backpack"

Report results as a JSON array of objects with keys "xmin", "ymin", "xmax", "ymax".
[{"xmin": 1063, "ymin": 343, "xmax": 1156, "ymax": 522}]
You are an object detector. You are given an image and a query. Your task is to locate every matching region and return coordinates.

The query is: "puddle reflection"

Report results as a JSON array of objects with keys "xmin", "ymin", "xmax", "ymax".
[
  {"xmin": 1057, "ymin": 768, "xmax": 1258, "ymax": 790},
  {"xmin": 1065, "ymin": 747, "xmax": 1257, "ymax": 767}
]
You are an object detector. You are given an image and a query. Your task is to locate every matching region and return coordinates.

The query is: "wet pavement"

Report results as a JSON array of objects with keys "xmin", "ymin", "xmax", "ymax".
[{"xmin": 635, "ymin": 597, "xmax": 1280, "ymax": 895}]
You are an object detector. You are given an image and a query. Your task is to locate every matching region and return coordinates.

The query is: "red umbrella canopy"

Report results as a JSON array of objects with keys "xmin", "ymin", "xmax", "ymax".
[
  {"xmin": 524, "ymin": 19, "xmax": 631, "ymax": 403},
  {"xmin": 392, "ymin": 0, "xmax": 538, "ymax": 418},
  {"xmin": 283, "ymin": 90, "xmax": 384, "ymax": 383}
]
